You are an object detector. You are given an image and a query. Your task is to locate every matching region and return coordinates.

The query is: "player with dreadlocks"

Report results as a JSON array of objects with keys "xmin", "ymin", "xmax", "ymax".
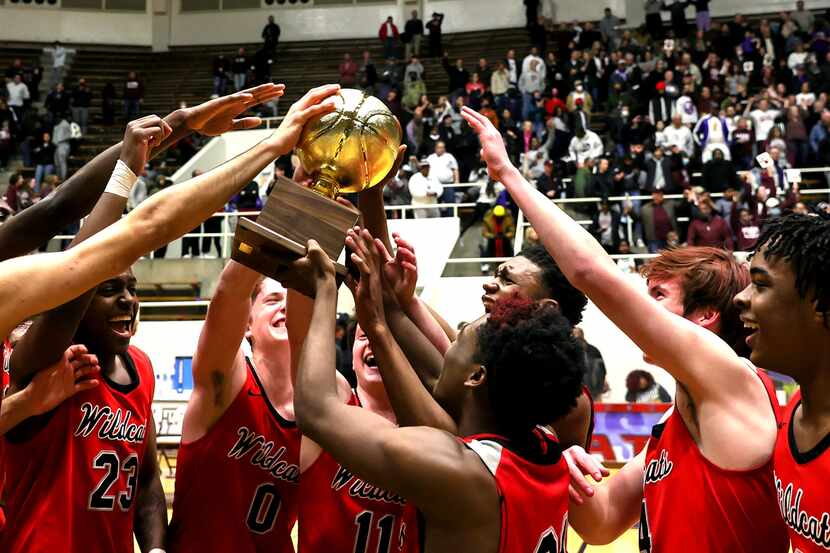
[{"xmin": 734, "ymin": 213, "xmax": 830, "ymax": 553}]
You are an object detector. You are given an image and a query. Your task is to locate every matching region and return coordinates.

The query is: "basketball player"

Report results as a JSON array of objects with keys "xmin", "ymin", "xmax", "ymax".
[
  {"xmin": 0, "ymin": 83, "xmax": 283, "ymax": 261},
  {"xmin": 0, "ymin": 84, "xmax": 338, "ymax": 552},
  {"xmin": 290, "ymin": 231, "xmax": 585, "ymax": 552},
  {"xmin": 166, "ymin": 262, "xmax": 301, "ymax": 553},
  {"xmin": 461, "ymin": 105, "xmax": 788, "ymax": 552},
  {"xmin": 733, "ymin": 214, "xmax": 830, "ymax": 552}
]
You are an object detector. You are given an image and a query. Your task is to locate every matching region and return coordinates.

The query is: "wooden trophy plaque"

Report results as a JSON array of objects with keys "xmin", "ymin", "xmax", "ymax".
[{"xmin": 231, "ymin": 176, "xmax": 360, "ymax": 281}]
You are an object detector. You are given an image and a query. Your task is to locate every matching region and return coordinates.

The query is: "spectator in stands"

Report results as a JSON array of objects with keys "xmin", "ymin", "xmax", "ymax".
[
  {"xmin": 689, "ymin": 0, "xmax": 711, "ymax": 32},
  {"xmin": 663, "ymin": 113, "xmax": 695, "ymax": 158},
  {"xmin": 568, "ymin": 124, "xmax": 604, "ymax": 166},
  {"xmin": 379, "ymin": 16, "xmax": 400, "ymax": 60},
  {"xmin": 232, "ymin": 48, "xmax": 249, "ymax": 91},
  {"xmin": 262, "ymin": 15, "xmax": 281, "ymax": 53},
  {"xmin": 644, "ymin": 146, "xmax": 677, "ymax": 194},
  {"xmin": 442, "ymin": 55, "xmax": 469, "ymax": 102},
  {"xmin": 791, "ymin": 0, "xmax": 814, "ymax": 33},
  {"xmin": 123, "ymin": 71, "xmax": 143, "ymax": 122},
  {"xmin": 101, "ymin": 82, "xmax": 117, "ymax": 125},
  {"xmin": 645, "ymin": 0, "xmax": 664, "ymax": 38},
  {"xmin": 408, "ymin": 159, "xmax": 442, "ymax": 218},
  {"xmin": 649, "ymin": 81, "xmax": 674, "ymax": 124},
  {"xmin": 5, "ymin": 58, "xmax": 24, "ymax": 81},
  {"xmin": 426, "ymin": 12, "xmax": 445, "ymax": 57},
  {"xmin": 702, "ymin": 148, "xmax": 739, "ymax": 193},
  {"xmin": 339, "ymin": 53, "xmax": 358, "ymax": 87},
  {"xmin": 212, "ymin": 54, "xmax": 229, "ymax": 98},
  {"xmin": 482, "ymin": 204, "xmax": 515, "ymax": 258},
  {"xmin": 465, "ymin": 73, "xmax": 486, "ymax": 109},
  {"xmin": 33, "ymin": 132, "xmax": 55, "ymax": 189},
  {"xmin": 44, "ymin": 82, "xmax": 70, "ymax": 126},
  {"xmin": 809, "ymin": 110, "xmax": 830, "ymax": 166},
  {"xmin": 426, "ymin": 140, "xmax": 459, "ymax": 213},
  {"xmin": 44, "ymin": 41, "xmax": 73, "ymax": 90},
  {"xmin": 600, "ymin": 7, "xmax": 621, "ymax": 49},
  {"xmin": 520, "ymin": 58, "xmax": 545, "ymax": 121},
  {"xmin": 490, "ymin": 61, "xmax": 510, "ymax": 109},
  {"xmin": 734, "ymin": 207, "xmax": 761, "ymax": 251},
  {"xmin": 404, "ymin": 10, "xmax": 424, "ymax": 60},
  {"xmin": 3, "ymin": 173, "xmax": 24, "ymax": 213},
  {"xmin": 694, "ymin": 109, "xmax": 731, "ymax": 162},
  {"xmin": 358, "ymin": 50, "xmax": 378, "ymax": 93},
  {"xmin": 52, "ymin": 115, "xmax": 72, "ymax": 181},
  {"xmin": 0, "ymin": 120, "xmax": 10, "ymax": 172},
  {"xmin": 663, "ymin": 1, "xmax": 689, "ymax": 38},
  {"xmin": 403, "ymin": 64, "xmax": 427, "ymax": 111},
  {"xmin": 688, "ymin": 198, "xmax": 734, "ymax": 250},
  {"xmin": 590, "ymin": 199, "xmax": 622, "ymax": 253},
  {"xmin": 731, "ymin": 117, "xmax": 755, "ymax": 169},
  {"xmin": 626, "ymin": 370, "xmax": 672, "ymax": 403},
  {"xmin": 641, "ymin": 189, "xmax": 678, "ymax": 253},
  {"xmin": 746, "ymin": 97, "xmax": 780, "ymax": 149},
  {"xmin": 70, "ymin": 78, "xmax": 92, "ymax": 135}
]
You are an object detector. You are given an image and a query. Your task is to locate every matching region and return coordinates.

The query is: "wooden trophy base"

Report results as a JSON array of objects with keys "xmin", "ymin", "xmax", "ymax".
[{"xmin": 231, "ymin": 176, "xmax": 360, "ymax": 283}]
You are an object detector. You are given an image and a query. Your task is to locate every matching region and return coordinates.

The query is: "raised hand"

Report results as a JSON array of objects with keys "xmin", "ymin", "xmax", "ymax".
[
  {"xmin": 345, "ymin": 227, "xmax": 388, "ymax": 333},
  {"xmin": 460, "ymin": 106, "xmax": 514, "ymax": 182},
  {"xmin": 26, "ymin": 344, "xmax": 100, "ymax": 416},
  {"xmin": 120, "ymin": 115, "xmax": 174, "ymax": 175},
  {"xmin": 181, "ymin": 83, "xmax": 285, "ymax": 136},
  {"xmin": 562, "ymin": 445, "xmax": 610, "ymax": 506},
  {"xmin": 379, "ymin": 232, "xmax": 418, "ymax": 309},
  {"xmin": 268, "ymin": 84, "xmax": 340, "ymax": 156},
  {"xmin": 271, "ymin": 239, "xmax": 336, "ymax": 298}
]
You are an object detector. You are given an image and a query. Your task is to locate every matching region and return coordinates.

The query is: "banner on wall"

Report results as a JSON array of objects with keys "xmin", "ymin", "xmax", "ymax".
[{"xmin": 589, "ymin": 403, "xmax": 671, "ymax": 463}]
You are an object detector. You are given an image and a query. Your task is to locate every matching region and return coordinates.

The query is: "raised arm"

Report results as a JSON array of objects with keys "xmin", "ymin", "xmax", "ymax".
[
  {"xmin": 181, "ymin": 260, "xmax": 262, "ymax": 442},
  {"xmin": 10, "ymin": 116, "xmax": 173, "ymax": 389},
  {"xmin": 0, "ymin": 84, "xmax": 282, "ymax": 260},
  {"xmin": 0, "ymin": 84, "xmax": 340, "ymax": 343},
  {"xmin": 460, "ymin": 107, "xmax": 768, "ymax": 437},
  {"xmin": 293, "ymin": 241, "xmax": 493, "ymax": 521},
  {"xmin": 345, "ymin": 228, "xmax": 456, "ymax": 432}
]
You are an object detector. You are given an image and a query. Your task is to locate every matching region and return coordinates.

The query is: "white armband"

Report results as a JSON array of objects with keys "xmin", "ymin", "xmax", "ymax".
[
  {"xmin": 104, "ymin": 159, "xmax": 139, "ymax": 198},
  {"xmin": 147, "ymin": 549, "xmax": 166, "ymax": 553}
]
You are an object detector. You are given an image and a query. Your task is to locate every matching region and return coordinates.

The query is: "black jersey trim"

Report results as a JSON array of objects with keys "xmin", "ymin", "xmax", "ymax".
[
  {"xmin": 246, "ymin": 356, "xmax": 296, "ymax": 429},
  {"xmin": 650, "ymin": 422, "xmax": 666, "ymax": 440},
  {"xmin": 466, "ymin": 430, "xmax": 563, "ymax": 465},
  {"xmin": 103, "ymin": 351, "xmax": 140, "ymax": 394},
  {"xmin": 788, "ymin": 399, "xmax": 830, "ymax": 465}
]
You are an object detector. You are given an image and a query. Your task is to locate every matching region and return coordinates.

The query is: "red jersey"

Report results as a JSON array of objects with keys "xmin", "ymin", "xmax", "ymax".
[
  {"xmin": 168, "ymin": 358, "xmax": 301, "ymax": 553},
  {"xmin": 640, "ymin": 368, "xmax": 789, "ymax": 553},
  {"xmin": 462, "ymin": 430, "xmax": 570, "ymax": 553},
  {"xmin": 299, "ymin": 390, "xmax": 419, "ymax": 553},
  {"xmin": 773, "ymin": 390, "xmax": 830, "ymax": 552},
  {"xmin": 1, "ymin": 345, "xmax": 155, "ymax": 553}
]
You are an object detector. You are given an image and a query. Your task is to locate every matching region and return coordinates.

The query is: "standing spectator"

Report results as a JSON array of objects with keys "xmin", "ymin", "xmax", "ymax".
[
  {"xmin": 212, "ymin": 54, "xmax": 229, "ymax": 97},
  {"xmin": 405, "ymin": 56, "xmax": 425, "ymax": 83},
  {"xmin": 232, "ymin": 48, "xmax": 249, "ymax": 91},
  {"xmin": 644, "ymin": 146, "xmax": 678, "ymax": 193},
  {"xmin": 5, "ymin": 74, "xmax": 29, "ymax": 123},
  {"xmin": 746, "ymin": 97, "xmax": 780, "ymax": 148},
  {"xmin": 641, "ymin": 189, "xmax": 678, "ymax": 253},
  {"xmin": 600, "ymin": 8, "xmax": 621, "ymax": 49},
  {"xmin": 123, "ymin": 71, "xmax": 143, "ymax": 122},
  {"xmin": 649, "ymin": 82, "xmax": 674, "ymax": 124},
  {"xmin": 408, "ymin": 159, "xmax": 442, "ymax": 218},
  {"xmin": 442, "ymin": 55, "xmax": 470, "ymax": 102},
  {"xmin": 426, "ymin": 12, "xmax": 445, "ymax": 57},
  {"xmin": 625, "ymin": 370, "xmax": 672, "ymax": 403},
  {"xmin": 730, "ymin": 117, "xmax": 755, "ymax": 170},
  {"xmin": 702, "ymin": 148, "xmax": 739, "ymax": 193},
  {"xmin": 694, "ymin": 110, "xmax": 731, "ymax": 162},
  {"xmin": 663, "ymin": 113, "xmax": 695, "ymax": 158},
  {"xmin": 590, "ymin": 199, "xmax": 623, "ymax": 253},
  {"xmin": 791, "ymin": 0, "xmax": 814, "ymax": 33},
  {"xmin": 482, "ymin": 204, "xmax": 515, "ymax": 258},
  {"xmin": 0, "ymin": 120, "xmax": 11, "ymax": 172},
  {"xmin": 663, "ymin": 0, "xmax": 690, "ymax": 39},
  {"xmin": 734, "ymin": 207, "xmax": 761, "ymax": 251},
  {"xmin": 70, "ymin": 78, "xmax": 92, "ymax": 135},
  {"xmin": 688, "ymin": 199, "xmax": 734, "ymax": 250},
  {"xmin": 52, "ymin": 115, "xmax": 72, "ymax": 181},
  {"xmin": 645, "ymin": 0, "xmax": 664, "ymax": 38},
  {"xmin": 505, "ymin": 49, "xmax": 520, "ymax": 90},
  {"xmin": 566, "ymin": 81, "xmax": 593, "ymax": 115},
  {"xmin": 252, "ymin": 46, "xmax": 274, "ymax": 85},
  {"xmin": 22, "ymin": 57, "xmax": 44, "ymax": 103},
  {"xmin": 465, "ymin": 73, "xmax": 486, "ymax": 108},
  {"xmin": 426, "ymin": 140, "xmax": 459, "ymax": 213},
  {"xmin": 3, "ymin": 173, "xmax": 24, "ymax": 213},
  {"xmin": 521, "ymin": 47, "xmax": 546, "ymax": 83},
  {"xmin": 379, "ymin": 16, "xmax": 400, "ymax": 60},
  {"xmin": 180, "ymin": 169, "xmax": 202, "ymax": 257},
  {"xmin": 262, "ymin": 16, "xmax": 281, "ymax": 54},
  {"xmin": 404, "ymin": 10, "xmax": 424, "ymax": 60},
  {"xmin": 689, "ymin": 0, "xmax": 711, "ymax": 32},
  {"xmin": 33, "ymin": 132, "xmax": 56, "ymax": 189},
  {"xmin": 44, "ymin": 82, "xmax": 70, "ymax": 126},
  {"xmin": 568, "ymin": 124, "xmax": 604, "ymax": 166},
  {"xmin": 44, "ymin": 41, "xmax": 73, "ymax": 89},
  {"xmin": 5, "ymin": 58, "xmax": 24, "ymax": 81},
  {"xmin": 197, "ymin": 169, "xmax": 223, "ymax": 258},
  {"xmin": 101, "ymin": 82, "xmax": 117, "ymax": 125},
  {"xmin": 524, "ymin": 0, "xmax": 540, "ymax": 28},
  {"xmin": 519, "ymin": 58, "xmax": 545, "ymax": 121},
  {"xmin": 339, "ymin": 53, "xmax": 358, "ymax": 87},
  {"xmin": 358, "ymin": 51, "xmax": 378, "ymax": 92}
]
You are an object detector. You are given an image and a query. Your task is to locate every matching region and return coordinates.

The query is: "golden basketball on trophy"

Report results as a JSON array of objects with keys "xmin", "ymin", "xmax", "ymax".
[{"xmin": 232, "ymin": 88, "xmax": 403, "ymax": 286}]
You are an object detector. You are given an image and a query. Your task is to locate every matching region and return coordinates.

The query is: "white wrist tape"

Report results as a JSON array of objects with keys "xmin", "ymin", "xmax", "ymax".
[
  {"xmin": 148, "ymin": 549, "xmax": 166, "ymax": 553},
  {"xmin": 105, "ymin": 159, "xmax": 139, "ymax": 198}
]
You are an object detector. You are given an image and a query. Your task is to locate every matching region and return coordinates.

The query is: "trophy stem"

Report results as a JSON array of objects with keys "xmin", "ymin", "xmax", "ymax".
[{"xmin": 310, "ymin": 165, "xmax": 341, "ymax": 199}]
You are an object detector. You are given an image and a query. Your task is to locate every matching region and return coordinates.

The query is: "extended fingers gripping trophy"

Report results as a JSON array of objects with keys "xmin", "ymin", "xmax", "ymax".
[{"xmin": 232, "ymin": 88, "xmax": 402, "ymax": 280}]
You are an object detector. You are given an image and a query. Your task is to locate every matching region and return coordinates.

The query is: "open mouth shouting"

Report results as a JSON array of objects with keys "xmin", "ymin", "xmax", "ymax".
[
  {"xmin": 742, "ymin": 318, "xmax": 760, "ymax": 348},
  {"xmin": 108, "ymin": 315, "xmax": 134, "ymax": 339}
]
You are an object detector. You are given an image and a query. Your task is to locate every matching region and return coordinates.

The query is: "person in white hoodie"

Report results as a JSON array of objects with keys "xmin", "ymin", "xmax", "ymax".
[
  {"xmin": 662, "ymin": 113, "xmax": 695, "ymax": 158},
  {"xmin": 408, "ymin": 159, "xmax": 443, "ymax": 218},
  {"xmin": 568, "ymin": 125, "xmax": 604, "ymax": 166}
]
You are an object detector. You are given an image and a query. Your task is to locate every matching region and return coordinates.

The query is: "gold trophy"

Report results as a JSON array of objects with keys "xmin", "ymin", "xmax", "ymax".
[{"xmin": 232, "ymin": 88, "xmax": 402, "ymax": 282}]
